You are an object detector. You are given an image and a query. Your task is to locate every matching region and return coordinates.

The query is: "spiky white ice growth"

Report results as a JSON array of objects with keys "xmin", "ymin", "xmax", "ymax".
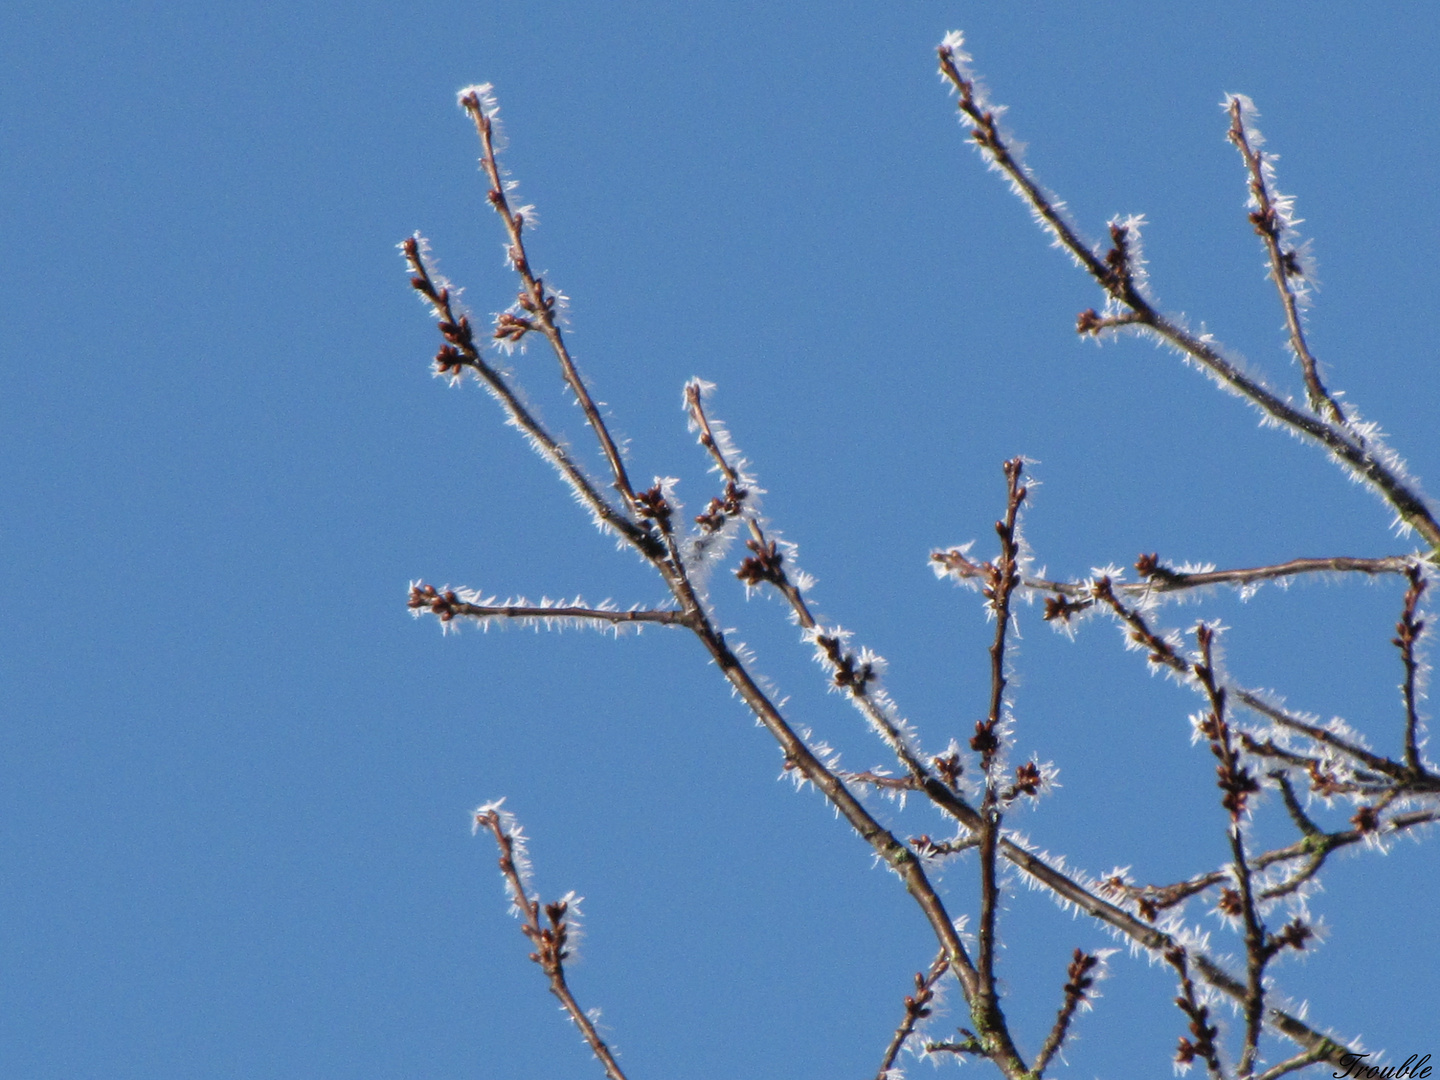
[
  {"xmin": 683, "ymin": 379, "xmax": 761, "ymax": 492},
  {"xmin": 474, "ymin": 797, "xmax": 534, "ymax": 916}
]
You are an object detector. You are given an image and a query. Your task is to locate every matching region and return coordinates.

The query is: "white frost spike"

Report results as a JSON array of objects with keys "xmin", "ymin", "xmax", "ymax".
[{"xmin": 554, "ymin": 889, "xmax": 585, "ymax": 954}]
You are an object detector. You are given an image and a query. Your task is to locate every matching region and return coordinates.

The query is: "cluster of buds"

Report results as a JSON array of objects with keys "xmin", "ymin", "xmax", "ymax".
[
  {"xmin": 1135, "ymin": 552, "xmax": 1186, "ymax": 587},
  {"xmin": 493, "ymin": 283, "xmax": 558, "ymax": 345},
  {"xmin": 695, "ymin": 480, "xmax": 748, "ymax": 534},
  {"xmin": 1199, "ymin": 712, "xmax": 1260, "ymax": 817},
  {"xmin": 1042, "ymin": 591, "xmax": 1091, "ymax": 623},
  {"xmin": 1350, "ymin": 804, "xmax": 1380, "ymax": 834},
  {"xmin": 408, "ymin": 582, "xmax": 462, "ymax": 622},
  {"xmin": 900, "ymin": 969, "xmax": 937, "ymax": 1026},
  {"xmin": 1100, "ymin": 220, "xmax": 1137, "ymax": 299},
  {"xmin": 1305, "ymin": 758, "xmax": 1350, "ymax": 798},
  {"xmin": 970, "ymin": 718, "xmax": 1000, "ymax": 763},
  {"xmin": 1062, "ymin": 948, "xmax": 1100, "ymax": 1008},
  {"xmin": 932, "ymin": 751, "xmax": 963, "ymax": 789},
  {"xmin": 1270, "ymin": 917, "xmax": 1314, "ymax": 953},
  {"xmin": 814, "ymin": 631, "xmax": 877, "ymax": 694},
  {"xmin": 634, "ymin": 484, "xmax": 673, "ymax": 532},
  {"xmin": 493, "ymin": 311, "xmax": 532, "ymax": 344},
  {"xmin": 736, "ymin": 538, "xmax": 785, "ymax": 587},
  {"xmin": 1166, "ymin": 947, "xmax": 1221, "ymax": 1072},
  {"xmin": 1001, "ymin": 761, "xmax": 1042, "ymax": 803},
  {"xmin": 434, "ymin": 344, "xmax": 466, "ymax": 378},
  {"xmin": 521, "ymin": 898, "xmax": 573, "ymax": 974},
  {"xmin": 1194, "ymin": 625, "xmax": 1259, "ymax": 818}
]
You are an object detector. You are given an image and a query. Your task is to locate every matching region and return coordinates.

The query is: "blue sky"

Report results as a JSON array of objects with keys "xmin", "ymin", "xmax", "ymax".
[{"xmin": 4, "ymin": 3, "xmax": 1438, "ymax": 1077}]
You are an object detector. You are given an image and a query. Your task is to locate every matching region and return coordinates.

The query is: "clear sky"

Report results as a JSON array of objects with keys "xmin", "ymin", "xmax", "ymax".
[{"xmin": 4, "ymin": 3, "xmax": 1438, "ymax": 1077}]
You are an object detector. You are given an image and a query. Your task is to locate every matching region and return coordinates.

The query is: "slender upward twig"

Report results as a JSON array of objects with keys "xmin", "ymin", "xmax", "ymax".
[
  {"xmin": 1167, "ymin": 945, "xmax": 1226, "ymax": 1080},
  {"xmin": 1031, "ymin": 949, "xmax": 1100, "ymax": 1077},
  {"xmin": 687, "ymin": 382, "xmax": 958, "ymax": 808},
  {"xmin": 402, "ymin": 236, "xmax": 660, "ymax": 559},
  {"xmin": 1395, "ymin": 565, "xmax": 1429, "ymax": 773},
  {"xmin": 973, "ymin": 460, "xmax": 1027, "ymax": 1047},
  {"xmin": 1193, "ymin": 625, "xmax": 1266, "ymax": 1076},
  {"xmin": 459, "ymin": 87, "xmax": 642, "ymax": 511},
  {"xmin": 474, "ymin": 808, "xmax": 631, "ymax": 1080},
  {"xmin": 1226, "ymin": 95, "xmax": 1347, "ymax": 427},
  {"xmin": 875, "ymin": 951, "xmax": 948, "ymax": 1080}
]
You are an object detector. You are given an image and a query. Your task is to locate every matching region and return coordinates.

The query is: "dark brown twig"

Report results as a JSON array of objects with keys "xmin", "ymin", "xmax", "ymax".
[
  {"xmin": 687, "ymin": 383, "xmax": 960, "ymax": 809},
  {"xmin": 1166, "ymin": 945, "xmax": 1226, "ymax": 1080},
  {"xmin": 1395, "ymin": 565, "xmax": 1429, "ymax": 773},
  {"xmin": 1192, "ymin": 624, "xmax": 1266, "ymax": 1076},
  {"xmin": 1031, "ymin": 949, "xmax": 1101, "ymax": 1077},
  {"xmin": 402, "ymin": 236, "xmax": 663, "ymax": 560},
  {"xmin": 974, "ymin": 460, "xmax": 1028, "ymax": 1051}
]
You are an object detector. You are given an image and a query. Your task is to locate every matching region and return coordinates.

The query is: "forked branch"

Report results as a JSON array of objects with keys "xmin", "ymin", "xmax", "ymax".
[{"xmin": 937, "ymin": 35, "xmax": 1440, "ymax": 554}]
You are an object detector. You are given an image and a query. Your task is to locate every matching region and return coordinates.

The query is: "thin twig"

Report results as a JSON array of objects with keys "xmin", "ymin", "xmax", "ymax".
[
  {"xmin": 1166, "ymin": 945, "xmax": 1226, "ymax": 1080},
  {"xmin": 459, "ymin": 88, "xmax": 642, "ymax": 511},
  {"xmin": 408, "ymin": 583, "xmax": 694, "ymax": 628},
  {"xmin": 875, "ymin": 952, "xmax": 948, "ymax": 1080},
  {"xmin": 1394, "ymin": 565, "xmax": 1428, "ymax": 773},
  {"xmin": 474, "ymin": 809, "xmax": 630, "ymax": 1080},
  {"xmin": 974, "ymin": 460, "xmax": 1028, "ymax": 1049},
  {"xmin": 1235, "ymin": 689, "xmax": 1436, "ymax": 787},
  {"xmin": 937, "ymin": 550, "xmax": 1414, "ymax": 629},
  {"xmin": 1254, "ymin": 1045, "xmax": 1336, "ymax": 1080},
  {"xmin": 1031, "ymin": 949, "xmax": 1100, "ymax": 1077},
  {"xmin": 1192, "ymin": 624, "xmax": 1266, "ymax": 1076},
  {"xmin": 1227, "ymin": 96, "xmax": 1347, "ymax": 426},
  {"xmin": 402, "ymin": 237, "xmax": 661, "ymax": 560},
  {"xmin": 687, "ymin": 384, "xmax": 969, "ymax": 818}
]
